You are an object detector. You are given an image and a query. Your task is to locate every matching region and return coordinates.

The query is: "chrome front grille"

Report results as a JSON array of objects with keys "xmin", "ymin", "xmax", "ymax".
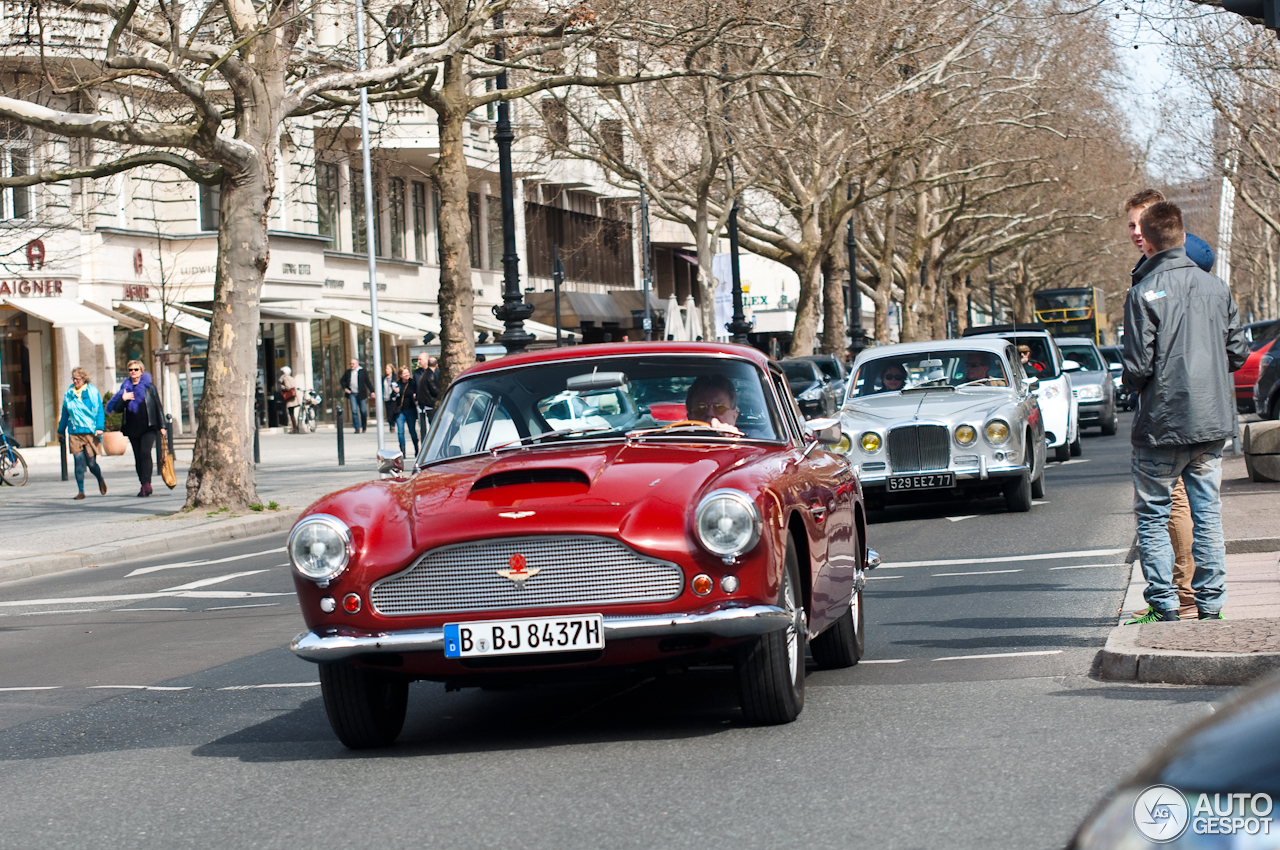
[
  {"xmin": 887, "ymin": 425, "xmax": 950, "ymax": 472},
  {"xmin": 370, "ymin": 535, "xmax": 684, "ymax": 616}
]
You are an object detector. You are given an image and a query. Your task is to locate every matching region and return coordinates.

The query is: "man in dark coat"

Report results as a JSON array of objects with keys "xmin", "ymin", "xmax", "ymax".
[
  {"xmin": 414, "ymin": 353, "xmax": 439, "ymax": 426},
  {"xmin": 339, "ymin": 358, "xmax": 375, "ymax": 433},
  {"xmin": 1122, "ymin": 201, "xmax": 1249, "ymax": 624}
]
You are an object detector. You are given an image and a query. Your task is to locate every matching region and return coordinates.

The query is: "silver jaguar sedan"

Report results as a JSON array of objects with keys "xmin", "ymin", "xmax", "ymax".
[{"xmin": 836, "ymin": 339, "xmax": 1047, "ymax": 512}]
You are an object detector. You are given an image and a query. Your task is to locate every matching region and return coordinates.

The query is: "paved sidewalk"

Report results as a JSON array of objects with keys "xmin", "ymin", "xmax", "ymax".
[
  {"xmin": 1099, "ymin": 452, "xmax": 1280, "ymax": 685},
  {"xmin": 0, "ymin": 425, "xmax": 404, "ymax": 583}
]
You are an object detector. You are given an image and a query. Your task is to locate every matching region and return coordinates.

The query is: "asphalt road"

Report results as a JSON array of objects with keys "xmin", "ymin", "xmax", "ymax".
[{"xmin": 0, "ymin": 413, "xmax": 1236, "ymax": 850}]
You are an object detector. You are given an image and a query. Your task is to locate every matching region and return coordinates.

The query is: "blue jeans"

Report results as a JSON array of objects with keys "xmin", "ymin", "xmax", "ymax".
[
  {"xmin": 1132, "ymin": 441, "xmax": 1227, "ymax": 615},
  {"xmin": 350, "ymin": 396, "xmax": 368, "ymax": 431},
  {"xmin": 395, "ymin": 409, "xmax": 419, "ymax": 454}
]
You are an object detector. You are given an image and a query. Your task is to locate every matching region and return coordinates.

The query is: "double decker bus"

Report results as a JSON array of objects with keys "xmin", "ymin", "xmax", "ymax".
[{"xmin": 1033, "ymin": 287, "xmax": 1106, "ymax": 344}]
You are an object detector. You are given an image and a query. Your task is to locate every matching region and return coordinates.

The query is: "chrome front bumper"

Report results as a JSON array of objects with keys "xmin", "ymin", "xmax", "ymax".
[
  {"xmin": 858, "ymin": 462, "xmax": 1029, "ymax": 488},
  {"xmin": 291, "ymin": 603, "xmax": 791, "ymax": 663}
]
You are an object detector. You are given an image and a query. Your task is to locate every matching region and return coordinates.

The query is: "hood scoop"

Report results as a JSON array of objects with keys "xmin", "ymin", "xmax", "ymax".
[{"xmin": 471, "ymin": 467, "xmax": 591, "ymax": 493}]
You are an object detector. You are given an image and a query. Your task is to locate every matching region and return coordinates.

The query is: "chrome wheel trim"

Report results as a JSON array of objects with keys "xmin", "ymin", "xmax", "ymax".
[{"xmin": 783, "ymin": 568, "xmax": 801, "ymax": 681}]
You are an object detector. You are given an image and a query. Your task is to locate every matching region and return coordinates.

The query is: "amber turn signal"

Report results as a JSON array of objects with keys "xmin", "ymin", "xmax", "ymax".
[
  {"xmin": 691, "ymin": 574, "xmax": 713, "ymax": 596},
  {"xmin": 342, "ymin": 593, "xmax": 362, "ymax": 614}
]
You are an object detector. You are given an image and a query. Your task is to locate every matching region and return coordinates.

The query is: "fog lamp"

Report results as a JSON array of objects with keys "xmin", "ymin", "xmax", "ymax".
[
  {"xmin": 320, "ymin": 597, "xmax": 336, "ymax": 613},
  {"xmin": 691, "ymin": 574, "xmax": 713, "ymax": 596},
  {"xmin": 720, "ymin": 575, "xmax": 740, "ymax": 593},
  {"xmin": 342, "ymin": 593, "xmax": 362, "ymax": 614}
]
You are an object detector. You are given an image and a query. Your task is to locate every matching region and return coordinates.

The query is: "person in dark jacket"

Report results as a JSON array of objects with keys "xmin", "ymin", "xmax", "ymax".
[
  {"xmin": 339, "ymin": 358, "xmax": 375, "ymax": 433},
  {"xmin": 107, "ymin": 360, "xmax": 166, "ymax": 497},
  {"xmin": 1122, "ymin": 201, "xmax": 1250, "ymax": 624},
  {"xmin": 392, "ymin": 366, "xmax": 419, "ymax": 455},
  {"xmin": 413, "ymin": 352, "xmax": 439, "ymax": 426}
]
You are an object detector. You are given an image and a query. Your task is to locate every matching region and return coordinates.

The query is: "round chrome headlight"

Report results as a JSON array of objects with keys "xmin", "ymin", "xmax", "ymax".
[
  {"xmin": 985, "ymin": 419, "xmax": 1011, "ymax": 445},
  {"xmin": 860, "ymin": 431, "xmax": 882, "ymax": 453},
  {"xmin": 288, "ymin": 514, "xmax": 352, "ymax": 583},
  {"xmin": 694, "ymin": 489, "xmax": 762, "ymax": 559},
  {"xmin": 955, "ymin": 425, "xmax": 977, "ymax": 446}
]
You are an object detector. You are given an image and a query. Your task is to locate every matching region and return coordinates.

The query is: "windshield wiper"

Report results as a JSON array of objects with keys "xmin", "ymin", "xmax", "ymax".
[
  {"xmin": 489, "ymin": 427, "xmax": 614, "ymax": 455},
  {"xmin": 626, "ymin": 422, "xmax": 744, "ymax": 440}
]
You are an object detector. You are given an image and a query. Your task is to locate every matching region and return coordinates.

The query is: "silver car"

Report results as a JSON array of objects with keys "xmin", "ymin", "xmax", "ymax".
[{"xmin": 836, "ymin": 339, "xmax": 1048, "ymax": 512}]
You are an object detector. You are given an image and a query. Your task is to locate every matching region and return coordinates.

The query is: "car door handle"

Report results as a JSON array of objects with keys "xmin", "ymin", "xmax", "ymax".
[{"xmin": 810, "ymin": 503, "xmax": 827, "ymax": 520}]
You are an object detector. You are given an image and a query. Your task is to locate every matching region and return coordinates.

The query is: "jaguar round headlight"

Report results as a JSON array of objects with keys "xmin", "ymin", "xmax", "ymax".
[
  {"xmin": 860, "ymin": 431, "xmax": 882, "ymax": 453},
  {"xmin": 955, "ymin": 424, "xmax": 977, "ymax": 446},
  {"xmin": 832, "ymin": 433, "xmax": 852, "ymax": 454},
  {"xmin": 694, "ymin": 489, "xmax": 762, "ymax": 559},
  {"xmin": 288, "ymin": 514, "xmax": 352, "ymax": 583},
  {"xmin": 985, "ymin": 419, "xmax": 1011, "ymax": 445}
]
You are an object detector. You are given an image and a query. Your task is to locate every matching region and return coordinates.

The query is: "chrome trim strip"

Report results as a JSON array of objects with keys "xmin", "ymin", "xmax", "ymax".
[{"xmin": 290, "ymin": 604, "xmax": 791, "ymax": 662}]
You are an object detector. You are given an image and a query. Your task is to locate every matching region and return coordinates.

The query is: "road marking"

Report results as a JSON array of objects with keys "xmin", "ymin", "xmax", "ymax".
[
  {"xmin": 883, "ymin": 547, "xmax": 1128, "ymax": 569},
  {"xmin": 88, "ymin": 685, "xmax": 192, "ymax": 691},
  {"xmin": 219, "ymin": 683, "xmax": 319, "ymax": 690},
  {"xmin": 934, "ymin": 650, "xmax": 1064, "ymax": 662},
  {"xmin": 18, "ymin": 609, "xmax": 97, "ymax": 616},
  {"xmin": 933, "ymin": 569, "xmax": 1022, "ymax": 577},
  {"xmin": 205, "ymin": 603, "xmax": 281, "ymax": 611},
  {"xmin": 860, "ymin": 659, "xmax": 906, "ymax": 664},
  {"xmin": 1058, "ymin": 458, "xmax": 1091, "ymax": 465},
  {"xmin": 947, "ymin": 515, "xmax": 977, "ymax": 522},
  {"xmin": 161, "ymin": 570, "xmax": 268, "ymax": 591},
  {"xmin": 125, "ymin": 547, "xmax": 287, "ymax": 577},
  {"xmin": 0, "ymin": 590, "xmax": 290, "ymax": 608},
  {"xmin": 1048, "ymin": 563, "xmax": 1127, "ymax": 570},
  {"xmin": 116, "ymin": 607, "xmax": 188, "ymax": 612},
  {"xmin": 0, "ymin": 686, "xmax": 60, "ymax": 691},
  {"xmin": 866, "ymin": 575, "xmax": 902, "ymax": 580}
]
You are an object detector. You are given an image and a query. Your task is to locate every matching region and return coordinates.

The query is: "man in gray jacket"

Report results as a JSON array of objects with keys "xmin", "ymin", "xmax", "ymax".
[{"xmin": 1122, "ymin": 201, "xmax": 1249, "ymax": 623}]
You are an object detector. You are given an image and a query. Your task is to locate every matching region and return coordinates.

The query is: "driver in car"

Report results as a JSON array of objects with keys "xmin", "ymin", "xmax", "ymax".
[
  {"xmin": 880, "ymin": 364, "xmax": 906, "ymax": 392},
  {"xmin": 963, "ymin": 354, "xmax": 1007, "ymax": 386},
  {"xmin": 686, "ymin": 375, "xmax": 742, "ymax": 432}
]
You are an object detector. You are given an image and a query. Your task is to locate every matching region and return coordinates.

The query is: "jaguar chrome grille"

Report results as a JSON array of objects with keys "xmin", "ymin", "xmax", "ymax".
[
  {"xmin": 370, "ymin": 535, "xmax": 684, "ymax": 616},
  {"xmin": 887, "ymin": 424, "xmax": 950, "ymax": 472}
]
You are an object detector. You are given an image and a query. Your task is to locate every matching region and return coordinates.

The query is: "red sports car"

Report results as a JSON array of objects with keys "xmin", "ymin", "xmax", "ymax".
[{"xmin": 287, "ymin": 342, "xmax": 872, "ymax": 747}]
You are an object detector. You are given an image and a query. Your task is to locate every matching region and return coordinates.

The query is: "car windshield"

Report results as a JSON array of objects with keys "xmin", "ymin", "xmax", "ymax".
[
  {"xmin": 780, "ymin": 360, "xmax": 819, "ymax": 385},
  {"xmin": 420, "ymin": 355, "xmax": 785, "ymax": 461},
  {"xmin": 809, "ymin": 359, "xmax": 842, "ymax": 382},
  {"xmin": 851, "ymin": 350, "xmax": 1010, "ymax": 397},
  {"xmin": 1059, "ymin": 345, "xmax": 1104, "ymax": 371},
  {"xmin": 1099, "ymin": 346, "xmax": 1123, "ymax": 366}
]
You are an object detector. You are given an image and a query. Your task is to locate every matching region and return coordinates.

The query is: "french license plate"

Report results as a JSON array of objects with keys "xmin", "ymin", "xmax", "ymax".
[
  {"xmin": 443, "ymin": 614, "xmax": 604, "ymax": 658},
  {"xmin": 887, "ymin": 472, "xmax": 955, "ymax": 491}
]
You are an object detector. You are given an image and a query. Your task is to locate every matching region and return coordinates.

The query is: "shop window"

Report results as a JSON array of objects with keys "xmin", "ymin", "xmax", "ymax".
[
  {"xmin": 412, "ymin": 180, "xmax": 427, "ymax": 262},
  {"xmin": 541, "ymin": 98, "xmax": 568, "ymax": 146},
  {"xmin": 199, "ymin": 182, "xmax": 220, "ymax": 231},
  {"xmin": 390, "ymin": 177, "xmax": 406, "ymax": 259},
  {"xmin": 317, "ymin": 161, "xmax": 340, "ymax": 246},
  {"xmin": 487, "ymin": 196, "xmax": 503, "ymax": 270},
  {"xmin": 351, "ymin": 170, "xmax": 383, "ymax": 256},
  {"xmin": 468, "ymin": 192, "xmax": 481, "ymax": 269}
]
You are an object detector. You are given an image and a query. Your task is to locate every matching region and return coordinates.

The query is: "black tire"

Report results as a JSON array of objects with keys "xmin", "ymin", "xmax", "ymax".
[
  {"xmin": 809, "ymin": 587, "xmax": 864, "ymax": 669},
  {"xmin": 1100, "ymin": 407, "xmax": 1119, "ymax": 436},
  {"xmin": 736, "ymin": 536, "xmax": 806, "ymax": 724},
  {"xmin": 1, "ymin": 449, "xmax": 28, "ymax": 486},
  {"xmin": 1004, "ymin": 471, "xmax": 1032, "ymax": 512},
  {"xmin": 319, "ymin": 663, "xmax": 409, "ymax": 749},
  {"xmin": 1054, "ymin": 441, "xmax": 1070, "ymax": 462},
  {"xmin": 1030, "ymin": 453, "xmax": 1046, "ymax": 499},
  {"xmin": 1069, "ymin": 431, "xmax": 1082, "ymax": 457}
]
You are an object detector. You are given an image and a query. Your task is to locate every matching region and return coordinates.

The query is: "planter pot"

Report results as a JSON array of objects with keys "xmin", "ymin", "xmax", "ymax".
[{"xmin": 101, "ymin": 431, "xmax": 128, "ymax": 456}]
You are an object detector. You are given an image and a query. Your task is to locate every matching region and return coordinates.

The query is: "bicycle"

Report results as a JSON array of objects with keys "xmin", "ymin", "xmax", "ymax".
[
  {"xmin": 0, "ymin": 412, "xmax": 28, "ymax": 486},
  {"xmin": 301, "ymin": 389, "xmax": 321, "ymax": 433}
]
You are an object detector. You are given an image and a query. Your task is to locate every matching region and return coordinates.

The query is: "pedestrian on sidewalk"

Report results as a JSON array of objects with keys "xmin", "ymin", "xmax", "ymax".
[
  {"xmin": 1122, "ymin": 201, "xmax": 1249, "ymax": 624},
  {"xmin": 339, "ymin": 358, "xmax": 374, "ymax": 433},
  {"xmin": 414, "ymin": 353, "xmax": 438, "ymax": 431},
  {"xmin": 394, "ymin": 366, "xmax": 420, "ymax": 456},
  {"xmin": 57, "ymin": 366, "xmax": 107, "ymax": 500},
  {"xmin": 107, "ymin": 360, "xmax": 167, "ymax": 497},
  {"xmin": 278, "ymin": 366, "xmax": 301, "ymax": 433},
  {"xmin": 1124, "ymin": 189, "xmax": 1217, "ymax": 618}
]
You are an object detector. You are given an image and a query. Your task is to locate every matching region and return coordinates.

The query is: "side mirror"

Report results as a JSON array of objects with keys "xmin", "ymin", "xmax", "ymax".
[
  {"xmin": 807, "ymin": 417, "xmax": 843, "ymax": 445},
  {"xmin": 1022, "ymin": 376, "xmax": 1039, "ymax": 391},
  {"xmin": 377, "ymin": 448, "xmax": 405, "ymax": 477},
  {"xmin": 1062, "ymin": 359, "xmax": 1082, "ymax": 372}
]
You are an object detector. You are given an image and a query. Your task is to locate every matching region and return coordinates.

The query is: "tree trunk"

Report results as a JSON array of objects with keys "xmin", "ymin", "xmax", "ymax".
[
  {"xmin": 788, "ymin": 258, "xmax": 823, "ymax": 357},
  {"xmin": 820, "ymin": 245, "xmax": 846, "ymax": 356},
  {"xmin": 695, "ymin": 194, "xmax": 719, "ymax": 342},
  {"xmin": 430, "ymin": 54, "xmax": 476, "ymax": 387},
  {"xmin": 185, "ymin": 165, "xmax": 267, "ymax": 509},
  {"xmin": 954, "ymin": 273, "xmax": 970, "ymax": 336}
]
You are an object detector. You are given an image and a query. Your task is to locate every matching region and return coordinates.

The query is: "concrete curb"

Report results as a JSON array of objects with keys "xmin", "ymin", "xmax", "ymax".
[
  {"xmin": 1096, "ymin": 623, "xmax": 1280, "ymax": 686},
  {"xmin": 0, "ymin": 508, "xmax": 303, "ymax": 586},
  {"xmin": 1226, "ymin": 537, "xmax": 1280, "ymax": 555}
]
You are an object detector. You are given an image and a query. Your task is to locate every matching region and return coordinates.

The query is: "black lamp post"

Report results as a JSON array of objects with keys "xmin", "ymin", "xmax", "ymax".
[
  {"xmin": 726, "ymin": 192, "xmax": 751, "ymax": 344},
  {"xmin": 846, "ymin": 189, "xmax": 866, "ymax": 356},
  {"xmin": 490, "ymin": 16, "xmax": 535, "ymax": 352}
]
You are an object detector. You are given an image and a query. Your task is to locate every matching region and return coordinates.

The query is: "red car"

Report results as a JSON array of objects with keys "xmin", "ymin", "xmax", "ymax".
[
  {"xmin": 1236, "ymin": 321, "xmax": 1280, "ymax": 412},
  {"xmin": 287, "ymin": 342, "xmax": 872, "ymax": 748}
]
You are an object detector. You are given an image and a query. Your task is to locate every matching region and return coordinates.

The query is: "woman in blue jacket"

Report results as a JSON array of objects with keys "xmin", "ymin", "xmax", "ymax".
[{"xmin": 57, "ymin": 366, "xmax": 108, "ymax": 500}]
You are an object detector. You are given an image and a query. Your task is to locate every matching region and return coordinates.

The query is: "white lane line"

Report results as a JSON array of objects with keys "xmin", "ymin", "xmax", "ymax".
[
  {"xmin": 18, "ymin": 609, "xmax": 97, "ymax": 616},
  {"xmin": 219, "ymin": 682, "xmax": 319, "ymax": 690},
  {"xmin": 947, "ymin": 515, "xmax": 977, "ymax": 522},
  {"xmin": 204, "ymin": 603, "xmax": 281, "ymax": 611},
  {"xmin": 866, "ymin": 575, "xmax": 902, "ymax": 580},
  {"xmin": 0, "ymin": 590, "xmax": 290, "ymax": 608},
  {"xmin": 933, "ymin": 569, "xmax": 1022, "ymax": 577},
  {"xmin": 0, "ymin": 686, "xmax": 61, "ymax": 691},
  {"xmin": 1058, "ymin": 458, "xmax": 1091, "ymax": 465},
  {"xmin": 934, "ymin": 650, "xmax": 1064, "ymax": 662},
  {"xmin": 161, "ymin": 570, "xmax": 268, "ymax": 591},
  {"xmin": 116, "ymin": 607, "xmax": 187, "ymax": 612},
  {"xmin": 883, "ymin": 547, "xmax": 1128, "ymax": 569},
  {"xmin": 1048, "ymin": 563, "xmax": 1127, "ymax": 571},
  {"xmin": 126, "ymin": 547, "xmax": 286, "ymax": 577},
  {"xmin": 859, "ymin": 659, "xmax": 906, "ymax": 664},
  {"xmin": 88, "ymin": 685, "xmax": 192, "ymax": 691}
]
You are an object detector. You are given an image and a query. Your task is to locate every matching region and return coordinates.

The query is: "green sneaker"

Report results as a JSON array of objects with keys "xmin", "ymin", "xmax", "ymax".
[
  {"xmin": 1198, "ymin": 611, "xmax": 1226, "ymax": 620},
  {"xmin": 1125, "ymin": 608, "xmax": 1179, "ymax": 625}
]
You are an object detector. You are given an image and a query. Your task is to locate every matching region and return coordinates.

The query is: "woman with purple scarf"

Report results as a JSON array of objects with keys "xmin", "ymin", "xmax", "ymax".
[{"xmin": 107, "ymin": 359, "xmax": 166, "ymax": 496}]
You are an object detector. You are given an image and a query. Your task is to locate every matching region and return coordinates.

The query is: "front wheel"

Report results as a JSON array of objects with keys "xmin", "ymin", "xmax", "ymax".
[
  {"xmin": 809, "ymin": 587, "xmax": 864, "ymax": 669},
  {"xmin": 736, "ymin": 536, "xmax": 806, "ymax": 724},
  {"xmin": 1030, "ymin": 455, "xmax": 1047, "ymax": 499},
  {"xmin": 1054, "ymin": 441, "xmax": 1070, "ymax": 462},
  {"xmin": 319, "ymin": 663, "xmax": 409, "ymax": 749},
  {"xmin": 1101, "ymin": 407, "xmax": 1119, "ymax": 436},
  {"xmin": 1, "ymin": 449, "xmax": 28, "ymax": 486},
  {"xmin": 1069, "ymin": 432, "xmax": 1082, "ymax": 457},
  {"xmin": 1004, "ymin": 471, "xmax": 1032, "ymax": 512}
]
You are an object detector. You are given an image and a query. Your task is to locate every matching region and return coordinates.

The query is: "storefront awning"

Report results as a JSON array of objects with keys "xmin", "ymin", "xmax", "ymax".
[
  {"xmin": 80, "ymin": 300, "xmax": 149, "ymax": 330},
  {"xmin": 378, "ymin": 311, "xmax": 442, "ymax": 336},
  {"xmin": 316, "ymin": 308, "xmax": 434, "ymax": 343},
  {"xmin": 472, "ymin": 314, "xmax": 563, "ymax": 342},
  {"xmin": 259, "ymin": 305, "xmax": 321, "ymax": 323},
  {"xmin": 2, "ymin": 297, "xmax": 118, "ymax": 328},
  {"xmin": 115, "ymin": 302, "xmax": 211, "ymax": 339},
  {"xmin": 526, "ymin": 291, "xmax": 636, "ymax": 327}
]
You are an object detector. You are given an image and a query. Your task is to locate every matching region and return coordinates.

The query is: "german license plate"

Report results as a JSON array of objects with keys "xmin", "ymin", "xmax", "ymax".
[
  {"xmin": 887, "ymin": 472, "xmax": 955, "ymax": 491},
  {"xmin": 443, "ymin": 614, "xmax": 604, "ymax": 658}
]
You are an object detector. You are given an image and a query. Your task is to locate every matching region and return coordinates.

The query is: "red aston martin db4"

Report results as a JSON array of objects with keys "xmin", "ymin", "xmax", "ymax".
[{"xmin": 287, "ymin": 342, "xmax": 873, "ymax": 748}]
